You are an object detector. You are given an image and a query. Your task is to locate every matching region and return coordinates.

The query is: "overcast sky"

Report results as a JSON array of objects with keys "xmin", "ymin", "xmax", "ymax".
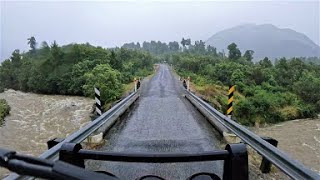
[{"xmin": 1, "ymin": 0, "xmax": 319, "ymax": 61}]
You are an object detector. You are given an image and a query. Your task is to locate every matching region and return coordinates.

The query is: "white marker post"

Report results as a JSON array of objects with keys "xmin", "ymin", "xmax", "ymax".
[{"xmin": 134, "ymin": 78, "xmax": 137, "ymax": 92}]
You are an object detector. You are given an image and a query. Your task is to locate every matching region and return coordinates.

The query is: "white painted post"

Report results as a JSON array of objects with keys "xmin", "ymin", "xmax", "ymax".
[
  {"xmin": 187, "ymin": 76, "xmax": 190, "ymax": 91},
  {"xmin": 134, "ymin": 78, "xmax": 137, "ymax": 92}
]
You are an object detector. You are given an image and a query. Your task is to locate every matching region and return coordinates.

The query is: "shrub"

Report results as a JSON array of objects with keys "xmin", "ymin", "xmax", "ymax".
[
  {"xmin": 0, "ymin": 99, "xmax": 10, "ymax": 124},
  {"xmin": 82, "ymin": 64, "xmax": 123, "ymax": 104},
  {"xmin": 279, "ymin": 106, "xmax": 299, "ymax": 120}
]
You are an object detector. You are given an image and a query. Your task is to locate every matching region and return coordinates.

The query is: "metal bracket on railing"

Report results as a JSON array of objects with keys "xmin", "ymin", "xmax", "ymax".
[
  {"xmin": 260, "ymin": 137, "xmax": 278, "ymax": 173},
  {"xmin": 47, "ymin": 138, "xmax": 64, "ymax": 149},
  {"xmin": 59, "ymin": 143, "xmax": 85, "ymax": 168},
  {"xmin": 223, "ymin": 143, "xmax": 248, "ymax": 180}
]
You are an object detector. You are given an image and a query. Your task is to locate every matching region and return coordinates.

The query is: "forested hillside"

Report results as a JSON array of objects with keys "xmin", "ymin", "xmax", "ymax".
[
  {"xmin": 122, "ymin": 39, "xmax": 320, "ymax": 125},
  {"xmin": 0, "ymin": 37, "xmax": 156, "ymax": 107},
  {"xmin": 170, "ymin": 42, "xmax": 320, "ymax": 125}
]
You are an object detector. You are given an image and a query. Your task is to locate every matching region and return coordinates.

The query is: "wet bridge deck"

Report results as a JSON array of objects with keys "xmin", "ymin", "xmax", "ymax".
[{"xmin": 87, "ymin": 64, "xmax": 223, "ymax": 179}]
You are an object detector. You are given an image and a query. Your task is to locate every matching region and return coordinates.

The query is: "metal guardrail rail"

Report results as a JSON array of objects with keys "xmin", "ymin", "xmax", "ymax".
[
  {"xmin": 186, "ymin": 91, "xmax": 320, "ymax": 180},
  {"xmin": 5, "ymin": 91, "xmax": 139, "ymax": 180}
]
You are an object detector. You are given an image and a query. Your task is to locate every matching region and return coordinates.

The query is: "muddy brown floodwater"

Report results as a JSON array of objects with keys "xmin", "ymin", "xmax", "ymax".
[
  {"xmin": 253, "ymin": 118, "xmax": 320, "ymax": 177},
  {"xmin": 0, "ymin": 89, "xmax": 93, "ymax": 178}
]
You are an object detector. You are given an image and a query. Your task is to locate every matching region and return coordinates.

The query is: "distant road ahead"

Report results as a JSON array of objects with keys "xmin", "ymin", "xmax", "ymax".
[{"xmin": 87, "ymin": 64, "xmax": 223, "ymax": 179}]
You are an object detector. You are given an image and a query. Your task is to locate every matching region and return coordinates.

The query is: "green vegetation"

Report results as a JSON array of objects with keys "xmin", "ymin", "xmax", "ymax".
[
  {"xmin": 122, "ymin": 38, "xmax": 320, "ymax": 126},
  {"xmin": 0, "ymin": 99, "xmax": 10, "ymax": 124},
  {"xmin": 0, "ymin": 37, "xmax": 155, "ymax": 109},
  {"xmin": 169, "ymin": 41, "xmax": 320, "ymax": 125},
  {"xmin": 1, "ymin": 36, "xmax": 319, "ymax": 126}
]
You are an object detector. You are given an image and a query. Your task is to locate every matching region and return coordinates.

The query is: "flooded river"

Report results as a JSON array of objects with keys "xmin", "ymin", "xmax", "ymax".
[{"xmin": 0, "ymin": 89, "xmax": 93, "ymax": 178}]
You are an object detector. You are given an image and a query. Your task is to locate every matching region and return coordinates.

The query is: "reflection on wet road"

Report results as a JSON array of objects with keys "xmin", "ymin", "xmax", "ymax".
[{"xmin": 87, "ymin": 64, "xmax": 223, "ymax": 179}]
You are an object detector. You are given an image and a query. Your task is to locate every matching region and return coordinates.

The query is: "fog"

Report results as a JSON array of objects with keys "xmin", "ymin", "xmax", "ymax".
[{"xmin": 1, "ymin": 0, "xmax": 319, "ymax": 61}]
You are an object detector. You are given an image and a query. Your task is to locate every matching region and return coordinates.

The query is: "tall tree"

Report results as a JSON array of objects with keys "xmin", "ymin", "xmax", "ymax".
[
  {"xmin": 185, "ymin": 38, "xmax": 191, "ymax": 49},
  {"xmin": 40, "ymin": 41, "xmax": 50, "ymax": 55},
  {"xmin": 243, "ymin": 50, "xmax": 254, "ymax": 62},
  {"xmin": 168, "ymin": 41, "xmax": 180, "ymax": 52},
  {"xmin": 27, "ymin": 36, "xmax": 37, "ymax": 53},
  {"xmin": 227, "ymin": 43, "xmax": 241, "ymax": 60},
  {"xmin": 50, "ymin": 41, "xmax": 63, "ymax": 61},
  {"xmin": 181, "ymin": 38, "xmax": 187, "ymax": 51},
  {"xmin": 207, "ymin": 45, "xmax": 217, "ymax": 56},
  {"xmin": 259, "ymin": 57, "xmax": 272, "ymax": 68},
  {"xmin": 110, "ymin": 50, "xmax": 123, "ymax": 70},
  {"xmin": 10, "ymin": 49, "xmax": 22, "ymax": 67}
]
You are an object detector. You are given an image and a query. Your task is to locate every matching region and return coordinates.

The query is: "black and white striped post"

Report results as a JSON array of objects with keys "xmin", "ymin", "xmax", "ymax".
[{"xmin": 94, "ymin": 87, "xmax": 102, "ymax": 116}]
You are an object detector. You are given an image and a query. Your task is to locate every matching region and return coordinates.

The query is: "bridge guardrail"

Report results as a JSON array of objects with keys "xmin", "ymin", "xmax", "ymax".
[
  {"xmin": 5, "ymin": 91, "xmax": 139, "ymax": 180},
  {"xmin": 185, "ymin": 90, "xmax": 319, "ymax": 180}
]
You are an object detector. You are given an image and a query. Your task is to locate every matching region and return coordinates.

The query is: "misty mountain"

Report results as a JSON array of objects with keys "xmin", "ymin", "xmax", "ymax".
[{"xmin": 206, "ymin": 24, "xmax": 320, "ymax": 61}]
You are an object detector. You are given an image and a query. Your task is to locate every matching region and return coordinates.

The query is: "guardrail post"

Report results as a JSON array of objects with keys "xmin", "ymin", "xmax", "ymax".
[
  {"xmin": 227, "ymin": 85, "xmax": 235, "ymax": 118},
  {"xmin": 95, "ymin": 87, "xmax": 102, "ymax": 116},
  {"xmin": 137, "ymin": 77, "xmax": 141, "ymax": 90},
  {"xmin": 59, "ymin": 143, "xmax": 85, "ymax": 168},
  {"xmin": 260, "ymin": 137, "xmax": 278, "ymax": 173},
  {"xmin": 223, "ymin": 143, "xmax": 248, "ymax": 180},
  {"xmin": 47, "ymin": 138, "xmax": 64, "ymax": 149},
  {"xmin": 134, "ymin": 78, "xmax": 137, "ymax": 92},
  {"xmin": 187, "ymin": 76, "xmax": 190, "ymax": 91}
]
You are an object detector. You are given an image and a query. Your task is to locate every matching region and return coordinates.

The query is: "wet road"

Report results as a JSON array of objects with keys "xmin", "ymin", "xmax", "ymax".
[{"xmin": 87, "ymin": 64, "xmax": 223, "ymax": 179}]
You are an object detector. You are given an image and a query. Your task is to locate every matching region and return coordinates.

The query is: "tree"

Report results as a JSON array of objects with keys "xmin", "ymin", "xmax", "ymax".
[
  {"xmin": 168, "ymin": 41, "xmax": 179, "ymax": 52},
  {"xmin": 259, "ymin": 57, "xmax": 273, "ymax": 68},
  {"xmin": 243, "ymin": 50, "xmax": 254, "ymax": 62},
  {"xmin": 0, "ymin": 59, "xmax": 15, "ymax": 89},
  {"xmin": 181, "ymin": 38, "xmax": 186, "ymax": 49},
  {"xmin": 82, "ymin": 64, "xmax": 123, "ymax": 104},
  {"xmin": 136, "ymin": 42, "xmax": 141, "ymax": 49},
  {"xmin": 40, "ymin": 41, "xmax": 50, "ymax": 55},
  {"xmin": 293, "ymin": 71, "xmax": 320, "ymax": 105},
  {"xmin": 227, "ymin": 43, "xmax": 241, "ymax": 60},
  {"xmin": 10, "ymin": 49, "xmax": 22, "ymax": 67},
  {"xmin": 110, "ymin": 50, "xmax": 123, "ymax": 70},
  {"xmin": 50, "ymin": 41, "xmax": 63, "ymax": 64},
  {"xmin": 193, "ymin": 40, "xmax": 206, "ymax": 53},
  {"xmin": 27, "ymin": 36, "xmax": 37, "ymax": 53},
  {"xmin": 207, "ymin": 45, "xmax": 217, "ymax": 56}
]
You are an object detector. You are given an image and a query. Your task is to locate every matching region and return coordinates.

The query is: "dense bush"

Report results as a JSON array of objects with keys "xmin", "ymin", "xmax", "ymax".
[
  {"xmin": 0, "ymin": 99, "xmax": 10, "ymax": 124},
  {"xmin": 168, "ymin": 41, "xmax": 320, "ymax": 125},
  {"xmin": 83, "ymin": 64, "xmax": 123, "ymax": 104},
  {"xmin": 0, "ymin": 40, "xmax": 155, "ymax": 105}
]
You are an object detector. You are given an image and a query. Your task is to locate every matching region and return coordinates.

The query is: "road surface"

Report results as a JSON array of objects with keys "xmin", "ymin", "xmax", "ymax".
[{"xmin": 87, "ymin": 64, "xmax": 223, "ymax": 179}]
